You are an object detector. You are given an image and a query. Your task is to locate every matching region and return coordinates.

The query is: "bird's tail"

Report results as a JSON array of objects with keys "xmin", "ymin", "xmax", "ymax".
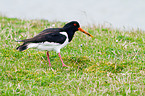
[{"xmin": 16, "ymin": 43, "xmax": 28, "ymax": 51}]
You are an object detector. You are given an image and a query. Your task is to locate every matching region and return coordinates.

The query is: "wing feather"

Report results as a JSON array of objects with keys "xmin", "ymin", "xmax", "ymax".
[
  {"xmin": 22, "ymin": 32, "xmax": 67, "ymax": 44},
  {"xmin": 19, "ymin": 28, "xmax": 66, "ymax": 44}
]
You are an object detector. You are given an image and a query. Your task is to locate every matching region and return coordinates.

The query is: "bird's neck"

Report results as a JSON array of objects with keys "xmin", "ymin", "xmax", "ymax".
[{"xmin": 67, "ymin": 31, "xmax": 76, "ymax": 42}]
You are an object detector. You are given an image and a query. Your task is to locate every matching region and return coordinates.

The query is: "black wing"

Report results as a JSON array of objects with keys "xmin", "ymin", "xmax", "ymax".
[
  {"xmin": 22, "ymin": 32, "xmax": 67, "ymax": 44},
  {"xmin": 36, "ymin": 28, "xmax": 64, "ymax": 36},
  {"xmin": 19, "ymin": 28, "xmax": 66, "ymax": 44}
]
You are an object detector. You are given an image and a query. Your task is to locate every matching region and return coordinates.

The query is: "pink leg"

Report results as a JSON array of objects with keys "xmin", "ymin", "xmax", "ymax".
[
  {"xmin": 46, "ymin": 51, "xmax": 51, "ymax": 66},
  {"xmin": 58, "ymin": 53, "xmax": 68, "ymax": 67}
]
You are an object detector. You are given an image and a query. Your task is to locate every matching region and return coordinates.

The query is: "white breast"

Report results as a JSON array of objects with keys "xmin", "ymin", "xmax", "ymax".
[{"xmin": 53, "ymin": 32, "xmax": 69, "ymax": 53}]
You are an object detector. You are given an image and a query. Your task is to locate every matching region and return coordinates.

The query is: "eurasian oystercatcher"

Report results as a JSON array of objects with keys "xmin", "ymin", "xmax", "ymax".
[{"xmin": 16, "ymin": 21, "xmax": 93, "ymax": 67}]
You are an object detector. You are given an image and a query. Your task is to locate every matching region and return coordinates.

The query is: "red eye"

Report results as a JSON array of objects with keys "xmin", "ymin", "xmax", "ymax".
[{"xmin": 74, "ymin": 23, "xmax": 77, "ymax": 26}]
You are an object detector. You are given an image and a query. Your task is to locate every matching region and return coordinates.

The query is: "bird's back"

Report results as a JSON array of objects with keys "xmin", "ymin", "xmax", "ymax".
[{"xmin": 20, "ymin": 28, "xmax": 64, "ymax": 43}]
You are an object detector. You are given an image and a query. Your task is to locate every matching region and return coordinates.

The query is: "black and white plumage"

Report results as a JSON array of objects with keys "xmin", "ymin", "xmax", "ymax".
[{"xmin": 16, "ymin": 21, "xmax": 93, "ymax": 67}]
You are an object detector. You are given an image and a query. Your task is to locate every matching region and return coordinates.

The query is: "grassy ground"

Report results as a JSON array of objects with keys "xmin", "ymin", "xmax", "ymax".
[{"xmin": 0, "ymin": 16, "xmax": 145, "ymax": 95}]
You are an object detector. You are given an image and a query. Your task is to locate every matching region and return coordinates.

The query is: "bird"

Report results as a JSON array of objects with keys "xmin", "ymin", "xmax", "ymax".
[{"xmin": 16, "ymin": 21, "xmax": 93, "ymax": 67}]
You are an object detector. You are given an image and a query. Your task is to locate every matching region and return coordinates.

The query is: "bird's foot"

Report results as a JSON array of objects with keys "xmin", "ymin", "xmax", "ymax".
[{"xmin": 62, "ymin": 64, "xmax": 69, "ymax": 67}]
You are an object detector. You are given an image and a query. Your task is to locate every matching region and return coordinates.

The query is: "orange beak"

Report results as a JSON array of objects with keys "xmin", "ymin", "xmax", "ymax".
[{"xmin": 78, "ymin": 27, "xmax": 93, "ymax": 37}]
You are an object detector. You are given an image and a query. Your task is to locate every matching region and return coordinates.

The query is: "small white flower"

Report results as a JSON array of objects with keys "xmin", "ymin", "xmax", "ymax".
[
  {"xmin": 116, "ymin": 40, "xmax": 118, "ymax": 42},
  {"xmin": 52, "ymin": 24, "xmax": 55, "ymax": 27}
]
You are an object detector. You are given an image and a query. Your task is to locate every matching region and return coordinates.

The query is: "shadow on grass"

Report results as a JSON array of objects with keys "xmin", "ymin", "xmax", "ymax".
[{"xmin": 63, "ymin": 56, "xmax": 94, "ymax": 70}]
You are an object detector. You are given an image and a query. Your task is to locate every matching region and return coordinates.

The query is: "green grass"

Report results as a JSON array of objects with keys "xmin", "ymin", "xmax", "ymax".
[{"xmin": 0, "ymin": 16, "xmax": 145, "ymax": 95}]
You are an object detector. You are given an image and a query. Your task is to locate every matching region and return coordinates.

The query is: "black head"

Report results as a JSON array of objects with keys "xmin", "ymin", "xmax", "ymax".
[
  {"xmin": 63, "ymin": 21, "xmax": 80, "ymax": 32},
  {"xmin": 62, "ymin": 21, "xmax": 93, "ymax": 42}
]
